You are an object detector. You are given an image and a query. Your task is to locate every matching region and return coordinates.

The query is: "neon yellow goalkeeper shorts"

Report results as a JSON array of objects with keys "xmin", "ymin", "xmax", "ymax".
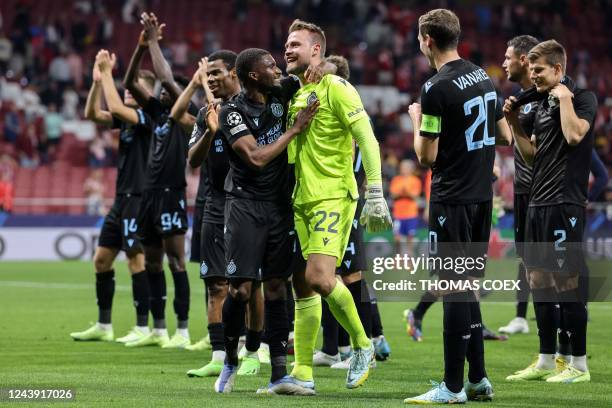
[{"xmin": 293, "ymin": 196, "xmax": 358, "ymax": 266}]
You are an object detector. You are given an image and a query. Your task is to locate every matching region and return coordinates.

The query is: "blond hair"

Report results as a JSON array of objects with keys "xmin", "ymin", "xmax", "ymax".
[{"xmin": 289, "ymin": 19, "xmax": 326, "ymax": 56}]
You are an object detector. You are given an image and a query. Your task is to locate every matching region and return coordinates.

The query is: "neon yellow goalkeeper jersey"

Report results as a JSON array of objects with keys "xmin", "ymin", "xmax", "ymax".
[{"xmin": 287, "ymin": 74, "xmax": 368, "ymax": 205}]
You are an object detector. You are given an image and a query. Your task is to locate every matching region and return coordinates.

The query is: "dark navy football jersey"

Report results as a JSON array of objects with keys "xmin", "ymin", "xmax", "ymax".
[
  {"xmin": 218, "ymin": 77, "xmax": 300, "ymax": 203},
  {"xmin": 529, "ymin": 88, "xmax": 597, "ymax": 207},
  {"xmin": 419, "ymin": 59, "xmax": 503, "ymax": 204},
  {"xmin": 189, "ymin": 106, "xmax": 230, "ymax": 224},
  {"xmin": 111, "ymin": 109, "xmax": 153, "ymax": 195},
  {"xmin": 143, "ymin": 97, "xmax": 198, "ymax": 190}
]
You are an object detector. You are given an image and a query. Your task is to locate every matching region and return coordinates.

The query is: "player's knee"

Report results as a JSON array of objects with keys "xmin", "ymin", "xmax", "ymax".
[
  {"xmin": 230, "ymin": 282, "xmax": 252, "ymax": 302},
  {"xmin": 93, "ymin": 252, "xmax": 113, "ymax": 272},
  {"xmin": 208, "ymin": 279, "xmax": 228, "ymax": 299},
  {"xmin": 341, "ymin": 271, "xmax": 362, "ymax": 285},
  {"xmin": 145, "ymin": 259, "xmax": 163, "ymax": 273},
  {"xmin": 309, "ymin": 276, "xmax": 335, "ymax": 297},
  {"xmin": 126, "ymin": 251, "xmax": 145, "ymax": 273},
  {"xmin": 166, "ymin": 254, "xmax": 185, "ymax": 273},
  {"xmin": 263, "ymin": 278, "xmax": 286, "ymax": 301}
]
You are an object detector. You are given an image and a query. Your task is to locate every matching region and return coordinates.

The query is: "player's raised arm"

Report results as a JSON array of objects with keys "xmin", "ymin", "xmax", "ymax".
[
  {"xmin": 97, "ymin": 50, "xmax": 140, "ymax": 125},
  {"xmin": 123, "ymin": 30, "xmax": 152, "ymax": 108},
  {"xmin": 222, "ymin": 102, "xmax": 318, "ymax": 170},
  {"xmin": 504, "ymin": 96, "xmax": 535, "ymax": 165},
  {"xmin": 187, "ymin": 106, "xmax": 214, "ymax": 168},
  {"xmin": 141, "ymin": 12, "xmax": 181, "ymax": 102},
  {"xmin": 84, "ymin": 59, "xmax": 113, "ymax": 126},
  {"xmin": 551, "ymin": 83, "xmax": 593, "ymax": 146},
  {"xmin": 170, "ymin": 59, "xmax": 207, "ymax": 132}
]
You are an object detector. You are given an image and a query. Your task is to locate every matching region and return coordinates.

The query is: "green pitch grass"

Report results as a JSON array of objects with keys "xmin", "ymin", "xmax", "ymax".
[{"xmin": 1, "ymin": 261, "xmax": 610, "ymax": 407}]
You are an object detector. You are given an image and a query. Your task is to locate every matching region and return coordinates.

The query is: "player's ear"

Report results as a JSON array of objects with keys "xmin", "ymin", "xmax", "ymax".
[
  {"xmin": 312, "ymin": 43, "xmax": 320, "ymax": 58},
  {"xmin": 248, "ymin": 71, "xmax": 257, "ymax": 82}
]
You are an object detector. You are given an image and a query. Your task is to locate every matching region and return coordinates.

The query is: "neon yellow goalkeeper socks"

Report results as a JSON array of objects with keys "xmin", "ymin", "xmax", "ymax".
[
  {"xmin": 291, "ymin": 295, "xmax": 322, "ymax": 382},
  {"xmin": 325, "ymin": 280, "xmax": 371, "ymax": 350}
]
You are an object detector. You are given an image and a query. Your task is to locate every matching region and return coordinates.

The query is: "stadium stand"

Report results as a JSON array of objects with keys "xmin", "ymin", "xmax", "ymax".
[{"xmin": 0, "ymin": 0, "xmax": 610, "ymax": 215}]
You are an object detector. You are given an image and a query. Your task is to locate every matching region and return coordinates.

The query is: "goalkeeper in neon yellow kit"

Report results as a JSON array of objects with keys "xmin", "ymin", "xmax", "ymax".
[{"xmin": 269, "ymin": 20, "xmax": 392, "ymax": 396}]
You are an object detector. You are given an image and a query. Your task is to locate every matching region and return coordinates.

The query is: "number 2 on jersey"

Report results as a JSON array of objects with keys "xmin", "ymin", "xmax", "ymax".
[{"xmin": 463, "ymin": 91, "xmax": 497, "ymax": 151}]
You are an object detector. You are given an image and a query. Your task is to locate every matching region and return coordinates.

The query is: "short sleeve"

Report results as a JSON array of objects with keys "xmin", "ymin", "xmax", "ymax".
[
  {"xmin": 419, "ymin": 81, "xmax": 443, "ymax": 139},
  {"xmin": 327, "ymin": 76, "xmax": 368, "ymax": 127},
  {"xmin": 218, "ymin": 105, "xmax": 252, "ymax": 147},
  {"xmin": 187, "ymin": 102, "xmax": 199, "ymax": 117},
  {"xmin": 573, "ymin": 90, "xmax": 597, "ymax": 128},
  {"xmin": 135, "ymin": 108, "xmax": 153, "ymax": 130},
  {"xmin": 495, "ymin": 94, "xmax": 504, "ymax": 121},
  {"xmin": 188, "ymin": 108, "xmax": 207, "ymax": 149}
]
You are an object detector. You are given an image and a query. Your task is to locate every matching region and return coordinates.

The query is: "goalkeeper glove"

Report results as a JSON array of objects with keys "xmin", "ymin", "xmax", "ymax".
[{"xmin": 359, "ymin": 183, "xmax": 393, "ymax": 233}]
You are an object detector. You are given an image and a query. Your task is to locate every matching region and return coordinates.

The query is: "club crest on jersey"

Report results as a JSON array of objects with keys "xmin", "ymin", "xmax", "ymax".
[
  {"xmin": 227, "ymin": 112, "xmax": 243, "ymax": 126},
  {"xmin": 307, "ymin": 91, "xmax": 318, "ymax": 106},
  {"xmin": 227, "ymin": 259, "xmax": 237, "ymax": 275},
  {"xmin": 522, "ymin": 103, "xmax": 532, "ymax": 114},
  {"xmin": 200, "ymin": 262, "xmax": 208, "ymax": 277},
  {"xmin": 271, "ymin": 103, "xmax": 284, "ymax": 118}
]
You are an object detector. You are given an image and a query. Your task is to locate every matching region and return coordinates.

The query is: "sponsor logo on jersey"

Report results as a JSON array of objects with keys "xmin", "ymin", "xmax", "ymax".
[
  {"xmin": 347, "ymin": 107, "xmax": 364, "ymax": 118},
  {"xmin": 569, "ymin": 217, "xmax": 577, "ymax": 227},
  {"xmin": 271, "ymin": 103, "xmax": 284, "ymax": 118},
  {"xmin": 425, "ymin": 81, "xmax": 433, "ymax": 93},
  {"xmin": 522, "ymin": 103, "xmax": 532, "ymax": 114},
  {"xmin": 307, "ymin": 91, "xmax": 318, "ymax": 106},
  {"xmin": 200, "ymin": 261, "xmax": 208, "ymax": 277},
  {"xmin": 252, "ymin": 117, "xmax": 259, "ymax": 126},
  {"xmin": 127, "ymin": 239, "xmax": 135, "ymax": 247},
  {"xmin": 322, "ymin": 237, "xmax": 330, "ymax": 246}
]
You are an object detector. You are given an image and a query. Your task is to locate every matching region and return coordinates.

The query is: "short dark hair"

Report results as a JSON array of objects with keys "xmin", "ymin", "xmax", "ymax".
[
  {"xmin": 507, "ymin": 35, "xmax": 539, "ymax": 57},
  {"xmin": 236, "ymin": 48, "xmax": 269, "ymax": 85},
  {"xmin": 138, "ymin": 69, "xmax": 155, "ymax": 88},
  {"xmin": 528, "ymin": 39, "xmax": 567, "ymax": 73},
  {"xmin": 418, "ymin": 9, "xmax": 461, "ymax": 51},
  {"xmin": 289, "ymin": 19, "xmax": 326, "ymax": 56},
  {"xmin": 208, "ymin": 50, "xmax": 238, "ymax": 70},
  {"xmin": 174, "ymin": 74, "xmax": 190, "ymax": 88},
  {"xmin": 326, "ymin": 55, "xmax": 349, "ymax": 80}
]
